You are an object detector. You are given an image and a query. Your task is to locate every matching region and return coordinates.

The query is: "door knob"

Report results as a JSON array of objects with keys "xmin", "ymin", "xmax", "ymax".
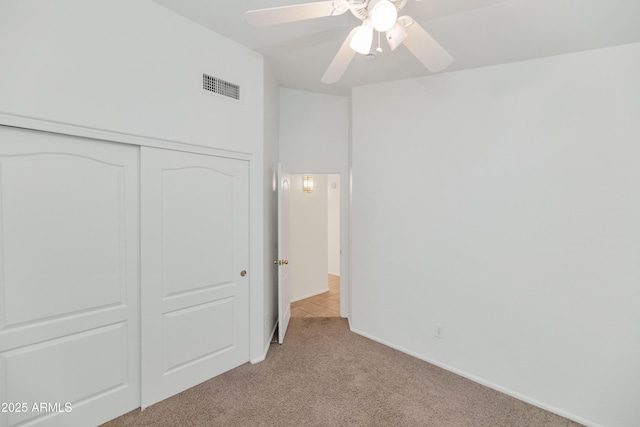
[
  {"xmin": 240, "ymin": 270, "xmax": 247, "ymax": 277},
  {"xmin": 283, "ymin": 260, "xmax": 289, "ymax": 265}
]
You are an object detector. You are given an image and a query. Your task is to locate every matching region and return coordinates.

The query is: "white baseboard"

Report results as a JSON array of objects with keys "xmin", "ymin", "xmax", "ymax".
[
  {"xmin": 250, "ymin": 321, "xmax": 278, "ymax": 364},
  {"xmin": 290, "ymin": 288, "xmax": 329, "ymax": 303},
  {"xmin": 348, "ymin": 326, "xmax": 602, "ymax": 427}
]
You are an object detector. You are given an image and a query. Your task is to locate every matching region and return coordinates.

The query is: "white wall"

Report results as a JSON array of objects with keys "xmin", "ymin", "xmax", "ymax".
[
  {"xmin": 351, "ymin": 42, "xmax": 640, "ymax": 427},
  {"xmin": 0, "ymin": 0, "xmax": 270, "ymax": 361},
  {"xmin": 289, "ymin": 174, "xmax": 329, "ymax": 301},
  {"xmin": 279, "ymin": 88, "xmax": 349, "ymax": 173},
  {"xmin": 328, "ymin": 174, "xmax": 341, "ymax": 276},
  {"xmin": 0, "ymin": 0, "xmax": 262, "ymax": 154}
]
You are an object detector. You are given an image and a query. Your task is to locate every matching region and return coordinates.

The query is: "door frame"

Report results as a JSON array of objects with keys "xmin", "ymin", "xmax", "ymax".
[
  {"xmin": 283, "ymin": 170, "xmax": 350, "ymax": 319},
  {"xmin": 277, "ymin": 166, "xmax": 291, "ymax": 343}
]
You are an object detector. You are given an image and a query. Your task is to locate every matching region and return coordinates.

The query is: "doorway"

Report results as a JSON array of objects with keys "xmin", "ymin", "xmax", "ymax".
[{"xmin": 287, "ymin": 174, "xmax": 341, "ymax": 318}]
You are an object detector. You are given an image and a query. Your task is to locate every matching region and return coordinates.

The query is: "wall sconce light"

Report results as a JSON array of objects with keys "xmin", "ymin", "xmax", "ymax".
[{"xmin": 303, "ymin": 175, "xmax": 314, "ymax": 193}]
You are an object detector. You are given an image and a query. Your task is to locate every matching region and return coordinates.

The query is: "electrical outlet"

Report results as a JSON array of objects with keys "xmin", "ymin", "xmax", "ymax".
[{"xmin": 435, "ymin": 323, "xmax": 444, "ymax": 339}]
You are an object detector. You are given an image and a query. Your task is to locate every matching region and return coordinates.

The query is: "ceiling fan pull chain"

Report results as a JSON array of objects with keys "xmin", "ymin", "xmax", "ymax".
[{"xmin": 376, "ymin": 30, "xmax": 383, "ymax": 52}]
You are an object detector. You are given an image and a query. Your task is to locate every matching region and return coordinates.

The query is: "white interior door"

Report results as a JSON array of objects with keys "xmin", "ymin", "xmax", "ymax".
[
  {"xmin": 277, "ymin": 165, "xmax": 291, "ymax": 344},
  {"xmin": 141, "ymin": 147, "xmax": 250, "ymax": 408},
  {"xmin": 0, "ymin": 126, "xmax": 140, "ymax": 426}
]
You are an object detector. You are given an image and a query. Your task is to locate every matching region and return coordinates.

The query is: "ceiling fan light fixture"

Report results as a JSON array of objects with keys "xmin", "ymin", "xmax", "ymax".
[
  {"xmin": 369, "ymin": 0, "xmax": 398, "ymax": 32},
  {"xmin": 349, "ymin": 23, "xmax": 374, "ymax": 54},
  {"xmin": 386, "ymin": 21, "xmax": 409, "ymax": 51}
]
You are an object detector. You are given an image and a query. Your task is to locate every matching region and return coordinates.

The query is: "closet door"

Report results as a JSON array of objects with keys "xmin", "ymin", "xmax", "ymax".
[
  {"xmin": 141, "ymin": 147, "xmax": 249, "ymax": 408},
  {"xmin": 0, "ymin": 126, "xmax": 140, "ymax": 426}
]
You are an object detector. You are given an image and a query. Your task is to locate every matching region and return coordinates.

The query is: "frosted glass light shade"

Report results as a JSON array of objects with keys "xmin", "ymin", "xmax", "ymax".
[
  {"xmin": 349, "ymin": 23, "xmax": 373, "ymax": 54},
  {"xmin": 370, "ymin": 0, "xmax": 397, "ymax": 32}
]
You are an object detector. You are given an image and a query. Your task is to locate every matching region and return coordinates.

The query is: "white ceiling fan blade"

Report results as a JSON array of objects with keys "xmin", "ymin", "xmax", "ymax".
[
  {"xmin": 321, "ymin": 27, "xmax": 358, "ymax": 84},
  {"xmin": 400, "ymin": 16, "xmax": 453, "ymax": 73},
  {"xmin": 245, "ymin": 1, "xmax": 348, "ymax": 27}
]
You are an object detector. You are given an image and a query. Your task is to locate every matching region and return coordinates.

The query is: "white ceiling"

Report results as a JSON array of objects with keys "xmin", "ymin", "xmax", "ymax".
[{"xmin": 154, "ymin": 0, "xmax": 640, "ymax": 96}]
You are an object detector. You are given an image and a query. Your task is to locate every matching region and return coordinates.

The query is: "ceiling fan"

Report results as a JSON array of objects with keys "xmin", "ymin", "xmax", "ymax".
[{"xmin": 245, "ymin": 0, "xmax": 453, "ymax": 84}]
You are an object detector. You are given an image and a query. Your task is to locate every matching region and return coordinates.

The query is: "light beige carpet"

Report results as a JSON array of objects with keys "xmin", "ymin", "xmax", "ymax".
[{"xmin": 103, "ymin": 318, "xmax": 582, "ymax": 426}]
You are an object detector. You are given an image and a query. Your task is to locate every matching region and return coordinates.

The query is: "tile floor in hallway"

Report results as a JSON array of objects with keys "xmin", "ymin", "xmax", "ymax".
[{"xmin": 290, "ymin": 275, "xmax": 340, "ymax": 317}]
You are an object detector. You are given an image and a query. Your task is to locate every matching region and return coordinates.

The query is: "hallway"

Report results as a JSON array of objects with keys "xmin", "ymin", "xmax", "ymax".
[{"xmin": 290, "ymin": 275, "xmax": 340, "ymax": 318}]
